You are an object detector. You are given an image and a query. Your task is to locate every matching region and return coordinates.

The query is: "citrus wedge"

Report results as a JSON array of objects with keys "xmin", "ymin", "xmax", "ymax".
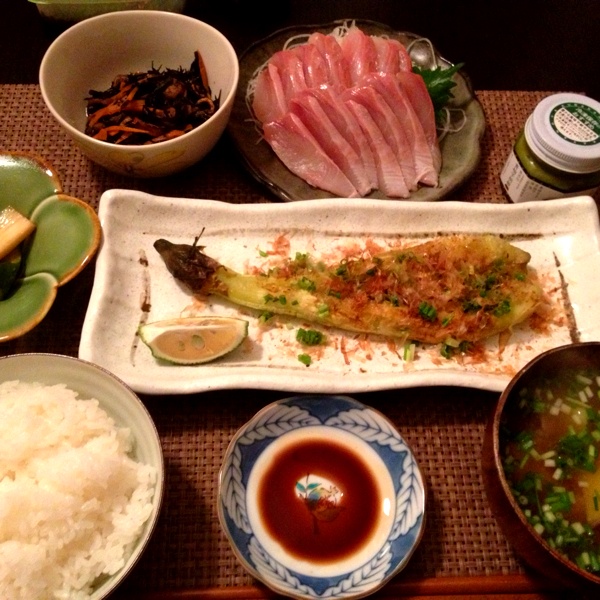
[{"xmin": 138, "ymin": 316, "xmax": 249, "ymax": 365}]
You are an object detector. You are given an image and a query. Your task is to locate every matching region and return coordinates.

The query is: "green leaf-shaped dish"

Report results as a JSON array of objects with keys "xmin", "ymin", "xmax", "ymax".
[{"xmin": 0, "ymin": 151, "xmax": 101, "ymax": 342}]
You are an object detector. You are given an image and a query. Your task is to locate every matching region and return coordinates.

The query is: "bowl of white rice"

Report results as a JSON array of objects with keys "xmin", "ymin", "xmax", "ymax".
[{"xmin": 0, "ymin": 353, "xmax": 164, "ymax": 600}]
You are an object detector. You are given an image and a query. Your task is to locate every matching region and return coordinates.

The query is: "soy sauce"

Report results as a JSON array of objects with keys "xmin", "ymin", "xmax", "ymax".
[{"xmin": 256, "ymin": 437, "xmax": 382, "ymax": 564}]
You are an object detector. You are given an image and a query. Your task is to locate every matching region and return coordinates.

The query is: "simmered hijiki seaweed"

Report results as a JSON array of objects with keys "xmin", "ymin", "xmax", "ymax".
[
  {"xmin": 85, "ymin": 51, "xmax": 220, "ymax": 145},
  {"xmin": 501, "ymin": 370, "xmax": 600, "ymax": 573}
]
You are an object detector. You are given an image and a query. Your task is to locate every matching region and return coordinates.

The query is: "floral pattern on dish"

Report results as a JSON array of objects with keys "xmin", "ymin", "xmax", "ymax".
[{"xmin": 218, "ymin": 395, "xmax": 425, "ymax": 599}]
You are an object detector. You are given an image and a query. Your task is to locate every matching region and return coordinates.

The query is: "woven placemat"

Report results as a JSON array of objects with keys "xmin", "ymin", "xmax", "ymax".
[
  {"xmin": 121, "ymin": 385, "xmax": 518, "ymax": 595},
  {"xmin": 0, "ymin": 86, "xmax": 594, "ymax": 596},
  {"xmin": 1, "ymin": 86, "xmax": 568, "ymax": 210}
]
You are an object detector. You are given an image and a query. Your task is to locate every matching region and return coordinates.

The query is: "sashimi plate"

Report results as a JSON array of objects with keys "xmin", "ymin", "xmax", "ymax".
[
  {"xmin": 79, "ymin": 191, "xmax": 600, "ymax": 395},
  {"xmin": 228, "ymin": 19, "xmax": 485, "ymax": 203}
]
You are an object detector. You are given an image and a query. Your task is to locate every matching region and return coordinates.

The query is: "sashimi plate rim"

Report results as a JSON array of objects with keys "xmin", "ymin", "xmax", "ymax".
[
  {"xmin": 78, "ymin": 190, "xmax": 600, "ymax": 395},
  {"xmin": 228, "ymin": 18, "xmax": 485, "ymax": 203}
]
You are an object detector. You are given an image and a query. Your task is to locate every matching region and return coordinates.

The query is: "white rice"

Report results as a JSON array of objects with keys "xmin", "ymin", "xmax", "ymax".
[{"xmin": 0, "ymin": 380, "xmax": 157, "ymax": 600}]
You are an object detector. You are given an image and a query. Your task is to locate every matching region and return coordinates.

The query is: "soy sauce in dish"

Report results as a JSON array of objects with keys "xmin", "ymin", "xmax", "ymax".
[
  {"xmin": 256, "ymin": 437, "xmax": 381, "ymax": 564},
  {"xmin": 501, "ymin": 368, "xmax": 600, "ymax": 574}
]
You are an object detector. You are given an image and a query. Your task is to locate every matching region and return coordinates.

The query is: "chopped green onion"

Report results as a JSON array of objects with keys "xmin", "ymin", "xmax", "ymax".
[
  {"xmin": 296, "ymin": 328, "xmax": 325, "ymax": 346},
  {"xmin": 533, "ymin": 523, "xmax": 545, "ymax": 535},
  {"xmin": 297, "ymin": 276, "xmax": 316, "ymax": 292},
  {"xmin": 317, "ymin": 304, "xmax": 329, "ymax": 317},
  {"xmin": 418, "ymin": 301, "xmax": 437, "ymax": 321},
  {"xmin": 571, "ymin": 521, "xmax": 585, "ymax": 535},
  {"xmin": 258, "ymin": 311, "xmax": 274, "ymax": 323},
  {"xmin": 297, "ymin": 353, "xmax": 312, "ymax": 366},
  {"xmin": 403, "ymin": 342, "xmax": 416, "ymax": 362}
]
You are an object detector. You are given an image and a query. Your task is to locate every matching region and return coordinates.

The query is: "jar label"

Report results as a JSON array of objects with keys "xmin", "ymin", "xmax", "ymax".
[
  {"xmin": 550, "ymin": 102, "xmax": 600, "ymax": 146},
  {"xmin": 500, "ymin": 149, "xmax": 599, "ymax": 202}
]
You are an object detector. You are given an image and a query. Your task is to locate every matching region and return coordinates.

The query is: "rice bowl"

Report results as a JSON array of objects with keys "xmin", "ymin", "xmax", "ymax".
[{"xmin": 0, "ymin": 354, "xmax": 164, "ymax": 599}]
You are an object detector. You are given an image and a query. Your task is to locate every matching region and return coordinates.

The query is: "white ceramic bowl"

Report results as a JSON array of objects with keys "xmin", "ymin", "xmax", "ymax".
[
  {"xmin": 0, "ymin": 353, "xmax": 164, "ymax": 599},
  {"xmin": 39, "ymin": 11, "xmax": 239, "ymax": 177}
]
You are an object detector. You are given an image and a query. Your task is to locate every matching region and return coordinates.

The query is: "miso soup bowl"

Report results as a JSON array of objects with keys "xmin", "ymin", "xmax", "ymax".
[
  {"xmin": 218, "ymin": 395, "xmax": 426, "ymax": 599},
  {"xmin": 482, "ymin": 342, "xmax": 600, "ymax": 592},
  {"xmin": 39, "ymin": 10, "xmax": 239, "ymax": 178}
]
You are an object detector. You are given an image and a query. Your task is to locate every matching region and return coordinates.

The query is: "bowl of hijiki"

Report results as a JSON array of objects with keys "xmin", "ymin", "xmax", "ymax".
[
  {"xmin": 218, "ymin": 394, "xmax": 426, "ymax": 599},
  {"xmin": 39, "ymin": 10, "xmax": 238, "ymax": 177},
  {"xmin": 483, "ymin": 342, "xmax": 600, "ymax": 592},
  {"xmin": 0, "ymin": 353, "xmax": 164, "ymax": 599}
]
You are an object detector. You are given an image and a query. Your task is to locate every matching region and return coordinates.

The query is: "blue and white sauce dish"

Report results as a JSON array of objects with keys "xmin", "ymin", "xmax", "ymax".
[{"xmin": 218, "ymin": 395, "xmax": 426, "ymax": 599}]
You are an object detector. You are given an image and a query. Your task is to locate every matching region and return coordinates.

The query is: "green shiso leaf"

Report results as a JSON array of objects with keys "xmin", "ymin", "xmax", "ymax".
[{"xmin": 413, "ymin": 62, "xmax": 465, "ymax": 122}]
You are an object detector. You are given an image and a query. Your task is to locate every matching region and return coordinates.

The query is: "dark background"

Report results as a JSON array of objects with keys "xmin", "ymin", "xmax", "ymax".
[{"xmin": 2, "ymin": 0, "xmax": 599, "ymax": 100}]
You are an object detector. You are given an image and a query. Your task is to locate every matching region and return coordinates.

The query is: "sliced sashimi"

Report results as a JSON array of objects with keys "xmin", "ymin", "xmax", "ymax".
[
  {"xmin": 290, "ymin": 43, "xmax": 330, "ymax": 89},
  {"xmin": 337, "ymin": 26, "xmax": 378, "ymax": 85},
  {"xmin": 371, "ymin": 36, "xmax": 413, "ymax": 75},
  {"xmin": 290, "ymin": 91, "xmax": 373, "ymax": 196},
  {"xmin": 307, "ymin": 87, "xmax": 378, "ymax": 191},
  {"xmin": 251, "ymin": 62, "xmax": 288, "ymax": 124},
  {"xmin": 364, "ymin": 72, "xmax": 438, "ymax": 186},
  {"xmin": 345, "ymin": 99, "xmax": 410, "ymax": 198},
  {"xmin": 396, "ymin": 70, "xmax": 442, "ymax": 174},
  {"xmin": 268, "ymin": 49, "xmax": 308, "ymax": 104},
  {"xmin": 252, "ymin": 25, "xmax": 446, "ymax": 198},
  {"xmin": 263, "ymin": 112, "xmax": 359, "ymax": 198},
  {"xmin": 307, "ymin": 32, "xmax": 353, "ymax": 89},
  {"xmin": 343, "ymin": 85, "xmax": 418, "ymax": 191}
]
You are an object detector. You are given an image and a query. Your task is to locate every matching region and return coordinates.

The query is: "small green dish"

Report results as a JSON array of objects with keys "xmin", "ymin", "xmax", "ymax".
[{"xmin": 0, "ymin": 151, "xmax": 101, "ymax": 342}]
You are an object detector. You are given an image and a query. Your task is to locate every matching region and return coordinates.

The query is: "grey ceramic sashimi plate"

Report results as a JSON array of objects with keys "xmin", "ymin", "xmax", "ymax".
[
  {"xmin": 228, "ymin": 19, "xmax": 485, "ymax": 202},
  {"xmin": 78, "ymin": 190, "xmax": 600, "ymax": 395}
]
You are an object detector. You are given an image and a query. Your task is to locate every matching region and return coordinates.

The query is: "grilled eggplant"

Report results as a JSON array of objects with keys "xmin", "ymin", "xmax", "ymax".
[{"xmin": 154, "ymin": 234, "xmax": 542, "ymax": 345}]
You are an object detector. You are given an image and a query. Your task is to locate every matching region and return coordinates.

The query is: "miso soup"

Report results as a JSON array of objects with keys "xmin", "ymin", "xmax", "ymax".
[{"xmin": 501, "ymin": 368, "xmax": 600, "ymax": 574}]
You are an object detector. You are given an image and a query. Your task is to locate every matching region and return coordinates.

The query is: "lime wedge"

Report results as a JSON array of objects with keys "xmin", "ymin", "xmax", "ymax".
[
  {"xmin": 138, "ymin": 316, "xmax": 249, "ymax": 365},
  {"xmin": 0, "ymin": 247, "xmax": 22, "ymax": 300}
]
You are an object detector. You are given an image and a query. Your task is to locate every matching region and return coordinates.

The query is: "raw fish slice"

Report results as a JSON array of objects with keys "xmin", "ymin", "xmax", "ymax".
[
  {"xmin": 263, "ymin": 112, "xmax": 359, "ymax": 198},
  {"xmin": 251, "ymin": 63, "xmax": 288, "ymax": 124},
  {"xmin": 268, "ymin": 49, "xmax": 308, "ymax": 104},
  {"xmin": 364, "ymin": 72, "xmax": 438, "ymax": 186},
  {"xmin": 290, "ymin": 91, "xmax": 373, "ymax": 196},
  {"xmin": 337, "ymin": 27, "xmax": 378, "ymax": 85},
  {"xmin": 307, "ymin": 87, "xmax": 378, "ymax": 191},
  {"xmin": 343, "ymin": 85, "xmax": 418, "ymax": 191},
  {"xmin": 290, "ymin": 43, "xmax": 330, "ymax": 88},
  {"xmin": 371, "ymin": 36, "xmax": 413, "ymax": 74},
  {"xmin": 396, "ymin": 71, "xmax": 442, "ymax": 174},
  {"xmin": 345, "ymin": 100, "xmax": 410, "ymax": 198},
  {"xmin": 307, "ymin": 32, "xmax": 352, "ymax": 89}
]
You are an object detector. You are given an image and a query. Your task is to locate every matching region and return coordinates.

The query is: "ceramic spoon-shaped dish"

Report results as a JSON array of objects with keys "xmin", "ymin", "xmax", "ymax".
[{"xmin": 0, "ymin": 151, "xmax": 101, "ymax": 342}]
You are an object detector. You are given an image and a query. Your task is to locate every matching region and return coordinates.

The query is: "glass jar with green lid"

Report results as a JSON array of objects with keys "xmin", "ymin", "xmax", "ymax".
[{"xmin": 500, "ymin": 93, "xmax": 600, "ymax": 202}]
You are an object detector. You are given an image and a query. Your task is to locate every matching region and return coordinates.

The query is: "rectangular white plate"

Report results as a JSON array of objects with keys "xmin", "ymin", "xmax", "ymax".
[{"xmin": 79, "ymin": 191, "xmax": 600, "ymax": 395}]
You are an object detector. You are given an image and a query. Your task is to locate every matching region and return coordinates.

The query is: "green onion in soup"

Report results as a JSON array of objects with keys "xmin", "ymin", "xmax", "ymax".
[{"xmin": 501, "ymin": 370, "xmax": 600, "ymax": 574}]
